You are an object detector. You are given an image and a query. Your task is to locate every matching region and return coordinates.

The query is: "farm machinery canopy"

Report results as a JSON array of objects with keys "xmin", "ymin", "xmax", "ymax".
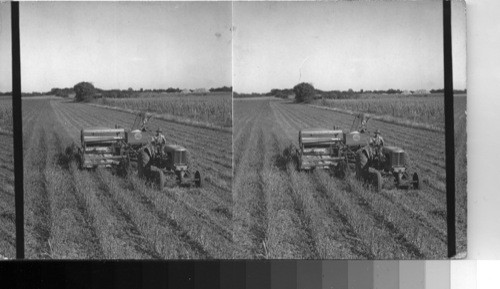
[{"xmin": 298, "ymin": 128, "xmax": 370, "ymax": 171}]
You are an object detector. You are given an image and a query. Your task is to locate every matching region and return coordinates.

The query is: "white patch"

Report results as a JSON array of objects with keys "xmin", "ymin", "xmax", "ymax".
[
  {"xmin": 353, "ymin": 133, "xmax": 360, "ymax": 142},
  {"xmin": 134, "ymin": 132, "xmax": 142, "ymax": 140}
]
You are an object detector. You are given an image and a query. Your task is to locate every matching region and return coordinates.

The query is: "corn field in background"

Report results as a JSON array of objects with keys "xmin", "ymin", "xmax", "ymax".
[
  {"xmin": 0, "ymin": 102, "xmax": 12, "ymax": 132},
  {"xmin": 97, "ymin": 92, "xmax": 232, "ymax": 128},
  {"xmin": 317, "ymin": 96, "xmax": 444, "ymax": 128}
]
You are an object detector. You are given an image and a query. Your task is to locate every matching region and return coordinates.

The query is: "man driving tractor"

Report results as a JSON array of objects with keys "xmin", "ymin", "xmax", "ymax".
[
  {"xmin": 356, "ymin": 129, "xmax": 385, "ymax": 179},
  {"xmin": 152, "ymin": 128, "xmax": 167, "ymax": 145},
  {"xmin": 370, "ymin": 129, "xmax": 384, "ymax": 147}
]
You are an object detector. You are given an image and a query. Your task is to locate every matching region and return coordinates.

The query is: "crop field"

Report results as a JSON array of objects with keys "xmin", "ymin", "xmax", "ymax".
[
  {"xmin": 21, "ymin": 97, "xmax": 233, "ymax": 259},
  {"xmin": 0, "ymin": 96, "xmax": 14, "ymax": 258},
  {"xmin": 233, "ymin": 97, "xmax": 466, "ymax": 259},
  {"xmin": 0, "ymin": 97, "xmax": 12, "ymax": 133},
  {"xmin": 96, "ymin": 92, "xmax": 232, "ymax": 128},
  {"xmin": 454, "ymin": 95, "xmax": 467, "ymax": 244},
  {"xmin": 316, "ymin": 95, "xmax": 447, "ymax": 129}
]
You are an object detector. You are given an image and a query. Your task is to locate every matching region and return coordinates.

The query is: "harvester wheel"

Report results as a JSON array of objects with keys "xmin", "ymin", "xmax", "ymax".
[
  {"xmin": 371, "ymin": 171, "xmax": 382, "ymax": 192},
  {"xmin": 335, "ymin": 160, "xmax": 348, "ymax": 179},
  {"xmin": 412, "ymin": 173, "xmax": 420, "ymax": 190},
  {"xmin": 295, "ymin": 149, "xmax": 302, "ymax": 171},
  {"xmin": 194, "ymin": 171, "xmax": 202, "ymax": 187},
  {"xmin": 118, "ymin": 159, "xmax": 131, "ymax": 177},
  {"xmin": 138, "ymin": 150, "xmax": 150, "ymax": 178},
  {"xmin": 76, "ymin": 147, "xmax": 84, "ymax": 169}
]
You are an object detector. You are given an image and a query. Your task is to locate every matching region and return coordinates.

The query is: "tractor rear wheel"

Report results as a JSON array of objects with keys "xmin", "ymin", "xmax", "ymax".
[
  {"xmin": 150, "ymin": 166, "xmax": 165, "ymax": 190},
  {"xmin": 194, "ymin": 171, "xmax": 202, "ymax": 187},
  {"xmin": 371, "ymin": 171, "xmax": 382, "ymax": 192},
  {"xmin": 413, "ymin": 173, "xmax": 420, "ymax": 190},
  {"xmin": 138, "ymin": 150, "xmax": 150, "ymax": 178}
]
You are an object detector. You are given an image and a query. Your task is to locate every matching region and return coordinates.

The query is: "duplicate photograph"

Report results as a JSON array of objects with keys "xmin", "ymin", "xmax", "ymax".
[
  {"xmin": 17, "ymin": 2, "xmax": 232, "ymax": 259},
  {"xmin": 232, "ymin": 1, "xmax": 466, "ymax": 259}
]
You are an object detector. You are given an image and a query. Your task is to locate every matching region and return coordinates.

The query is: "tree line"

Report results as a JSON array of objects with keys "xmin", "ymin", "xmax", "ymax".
[
  {"xmin": 4, "ymin": 83, "xmax": 232, "ymax": 102},
  {"xmin": 234, "ymin": 84, "xmax": 468, "ymax": 103}
]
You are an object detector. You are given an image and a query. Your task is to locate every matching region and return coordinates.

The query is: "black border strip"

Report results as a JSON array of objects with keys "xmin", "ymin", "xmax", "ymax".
[
  {"xmin": 443, "ymin": 0, "xmax": 456, "ymax": 258},
  {"xmin": 11, "ymin": 1, "xmax": 24, "ymax": 259}
]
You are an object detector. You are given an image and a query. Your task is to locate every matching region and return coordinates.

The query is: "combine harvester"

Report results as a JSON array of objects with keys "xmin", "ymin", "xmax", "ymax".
[
  {"xmin": 296, "ymin": 114, "xmax": 419, "ymax": 191},
  {"xmin": 78, "ymin": 112, "xmax": 201, "ymax": 189}
]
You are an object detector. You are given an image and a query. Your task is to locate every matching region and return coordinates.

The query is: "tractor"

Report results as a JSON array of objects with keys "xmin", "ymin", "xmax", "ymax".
[
  {"xmin": 78, "ymin": 112, "xmax": 201, "ymax": 189},
  {"xmin": 296, "ymin": 113, "xmax": 420, "ymax": 191},
  {"xmin": 355, "ymin": 144, "xmax": 419, "ymax": 192},
  {"xmin": 137, "ymin": 140, "xmax": 201, "ymax": 189}
]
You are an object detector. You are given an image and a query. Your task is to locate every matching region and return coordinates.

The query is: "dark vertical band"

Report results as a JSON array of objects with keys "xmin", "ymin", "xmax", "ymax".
[
  {"xmin": 11, "ymin": 1, "xmax": 24, "ymax": 259},
  {"xmin": 443, "ymin": 0, "xmax": 456, "ymax": 258}
]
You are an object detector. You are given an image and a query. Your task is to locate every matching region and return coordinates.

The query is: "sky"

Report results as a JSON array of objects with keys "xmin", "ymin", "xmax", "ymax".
[
  {"xmin": 0, "ymin": 2, "xmax": 12, "ymax": 92},
  {"xmin": 1, "ymin": 1, "xmax": 466, "ymax": 93},
  {"xmin": 233, "ymin": 0, "xmax": 467, "ymax": 93},
  {"xmin": 0, "ymin": 2, "xmax": 232, "ymax": 92}
]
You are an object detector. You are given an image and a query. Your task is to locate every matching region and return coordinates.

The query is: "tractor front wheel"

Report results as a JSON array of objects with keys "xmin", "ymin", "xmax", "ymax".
[
  {"xmin": 176, "ymin": 171, "xmax": 184, "ymax": 184},
  {"xmin": 395, "ymin": 173, "xmax": 403, "ymax": 188}
]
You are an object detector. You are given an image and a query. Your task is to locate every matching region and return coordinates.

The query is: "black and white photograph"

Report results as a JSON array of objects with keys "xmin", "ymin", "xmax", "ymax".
[
  {"xmin": 1, "ymin": 0, "xmax": 469, "ymax": 261},
  {"xmin": 232, "ymin": 0, "xmax": 466, "ymax": 259},
  {"xmin": 1, "ymin": 1, "xmax": 233, "ymax": 259}
]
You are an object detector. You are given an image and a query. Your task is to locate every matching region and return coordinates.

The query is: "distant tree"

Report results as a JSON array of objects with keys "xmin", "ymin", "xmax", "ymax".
[
  {"xmin": 74, "ymin": 82, "xmax": 96, "ymax": 102},
  {"xmin": 209, "ymin": 86, "xmax": 232, "ymax": 93},
  {"xmin": 293, "ymin": 82, "xmax": 315, "ymax": 103},
  {"xmin": 166, "ymin": 87, "xmax": 182, "ymax": 93},
  {"xmin": 269, "ymin": 88, "xmax": 280, "ymax": 96},
  {"xmin": 276, "ymin": 91, "xmax": 288, "ymax": 99}
]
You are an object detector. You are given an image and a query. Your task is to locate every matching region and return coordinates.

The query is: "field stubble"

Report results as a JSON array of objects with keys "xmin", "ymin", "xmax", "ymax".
[{"xmin": 0, "ymin": 97, "xmax": 14, "ymax": 258}]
